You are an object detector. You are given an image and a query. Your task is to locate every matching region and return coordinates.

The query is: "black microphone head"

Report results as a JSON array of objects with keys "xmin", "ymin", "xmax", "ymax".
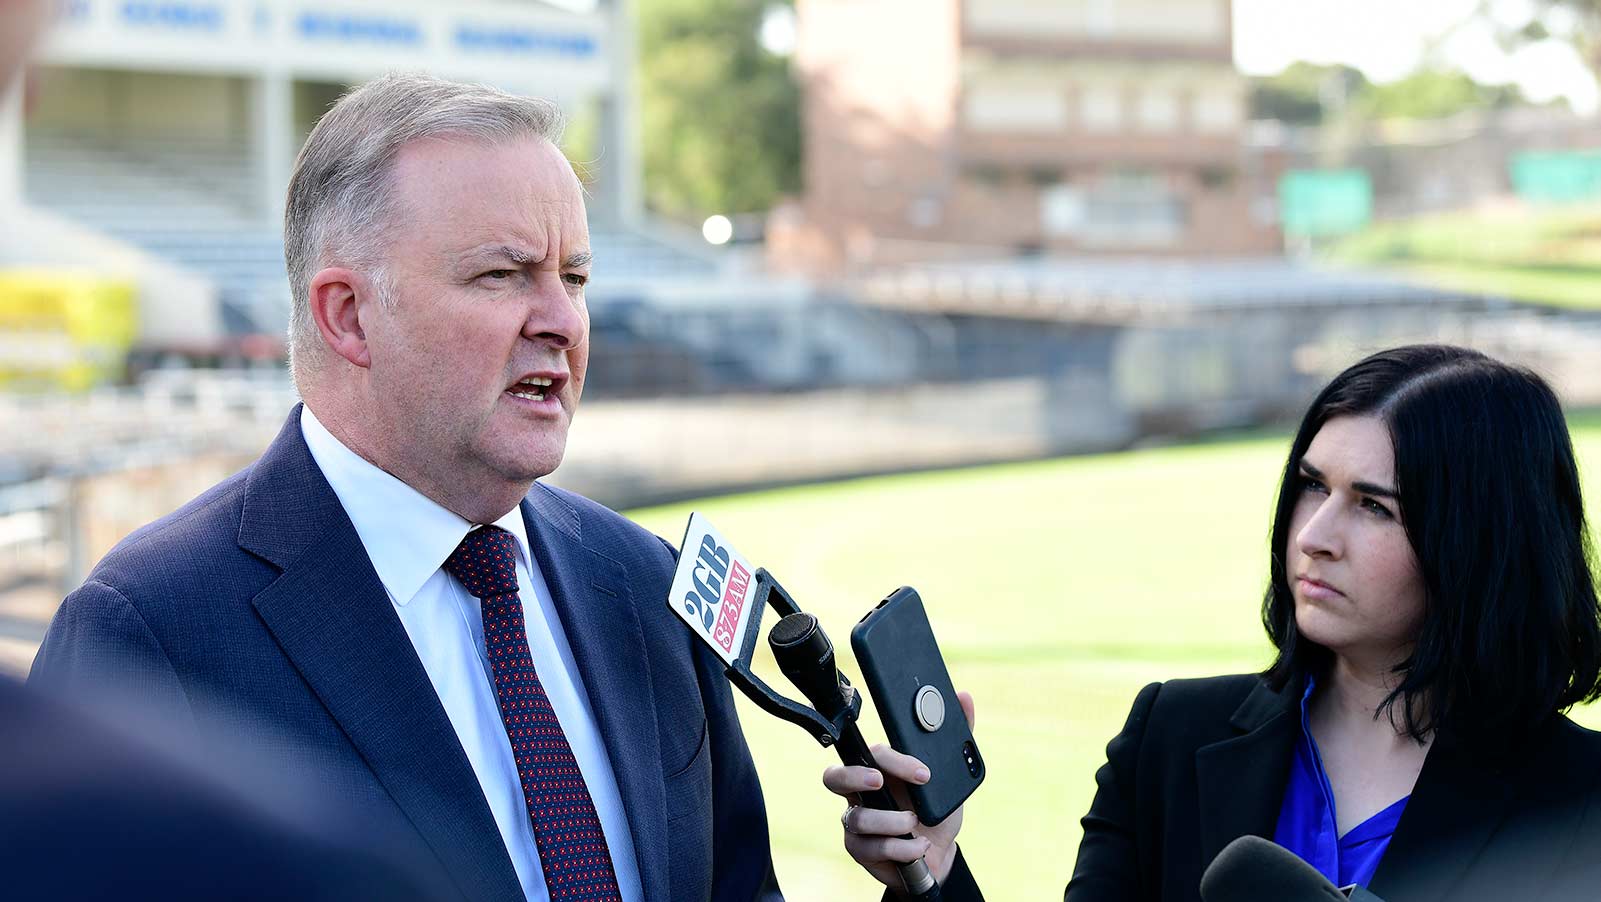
[
  {"xmin": 768, "ymin": 613, "xmax": 845, "ymax": 718},
  {"xmin": 1199, "ymin": 835, "xmax": 1347, "ymax": 902},
  {"xmin": 769, "ymin": 612, "xmax": 819, "ymax": 648}
]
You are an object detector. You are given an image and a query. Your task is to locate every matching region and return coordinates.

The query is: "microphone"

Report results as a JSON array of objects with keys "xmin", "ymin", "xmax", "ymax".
[
  {"xmin": 769, "ymin": 612, "xmax": 940, "ymax": 901},
  {"xmin": 664, "ymin": 513, "xmax": 941, "ymax": 900},
  {"xmin": 1200, "ymin": 836, "xmax": 1386, "ymax": 901}
]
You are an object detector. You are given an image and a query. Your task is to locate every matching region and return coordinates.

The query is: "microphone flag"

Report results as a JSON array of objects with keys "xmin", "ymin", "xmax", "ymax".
[{"xmin": 668, "ymin": 512, "xmax": 760, "ymax": 665}]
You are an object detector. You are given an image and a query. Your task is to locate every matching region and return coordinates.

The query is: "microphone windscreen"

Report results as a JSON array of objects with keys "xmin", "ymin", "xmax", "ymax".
[{"xmin": 1199, "ymin": 835, "xmax": 1347, "ymax": 902}]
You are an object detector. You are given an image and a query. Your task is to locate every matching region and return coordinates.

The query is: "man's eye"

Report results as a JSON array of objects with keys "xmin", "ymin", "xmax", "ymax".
[
  {"xmin": 564, "ymin": 273, "xmax": 589, "ymax": 287},
  {"xmin": 480, "ymin": 269, "xmax": 517, "ymax": 282}
]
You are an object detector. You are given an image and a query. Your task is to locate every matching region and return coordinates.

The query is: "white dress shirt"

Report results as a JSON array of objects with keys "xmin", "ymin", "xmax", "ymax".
[{"xmin": 300, "ymin": 407, "xmax": 643, "ymax": 902}]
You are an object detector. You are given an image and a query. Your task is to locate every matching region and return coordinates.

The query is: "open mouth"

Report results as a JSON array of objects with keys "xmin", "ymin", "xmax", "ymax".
[
  {"xmin": 507, "ymin": 377, "xmax": 553, "ymax": 402},
  {"xmin": 505, "ymin": 374, "xmax": 565, "ymax": 404}
]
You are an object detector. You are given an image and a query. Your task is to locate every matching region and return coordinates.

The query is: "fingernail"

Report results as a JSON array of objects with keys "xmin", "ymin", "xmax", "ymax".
[
  {"xmin": 866, "ymin": 771, "xmax": 883, "ymax": 789},
  {"xmin": 914, "ymin": 766, "xmax": 931, "ymax": 783},
  {"xmin": 921, "ymin": 839, "xmax": 932, "ymax": 854}
]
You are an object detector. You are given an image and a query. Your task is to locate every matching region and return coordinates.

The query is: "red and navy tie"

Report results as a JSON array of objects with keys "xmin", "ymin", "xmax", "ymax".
[{"xmin": 444, "ymin": 526, "xmax": 623, "ymax": 901}]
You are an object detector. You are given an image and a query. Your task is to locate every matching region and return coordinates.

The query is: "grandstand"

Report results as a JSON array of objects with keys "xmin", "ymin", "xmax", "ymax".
[
  {"xmin": 21, "ymin": 124, "xmax": 722, "ymax": 341},
  {"xmin": 5, "ymin": 0, "xmax": 733, "ymax": 362},
  {"xmin": 24, "ymin": 126, "xmax": 287, "ymax": 336}
]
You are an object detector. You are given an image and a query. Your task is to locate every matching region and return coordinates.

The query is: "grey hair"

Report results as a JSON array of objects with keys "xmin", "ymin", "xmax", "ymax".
[{"xmin": 283, "ymin": 72, "xmax": 565, "ymax": 383}]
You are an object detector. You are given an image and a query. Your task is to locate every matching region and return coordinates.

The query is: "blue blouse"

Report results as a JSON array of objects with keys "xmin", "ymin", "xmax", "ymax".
[{"xmin": 1271, "ymin": 677, "xmax": 1409, "ymax": 889}]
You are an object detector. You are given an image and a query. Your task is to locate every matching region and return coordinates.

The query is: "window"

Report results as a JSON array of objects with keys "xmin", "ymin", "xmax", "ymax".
[
  {"xmin": 1080, "ymin": 84, "xmax": 1123, "ymax": 132},
  {"xmin": 1192, "ymin": 88, "xmax": 1241, "ymax": 134},
  {"xmin": 1136, "ymin": 86, "xmax": 1179, "ymax": 132},
  {"xmin": 1081, "ymin": 169, "xmax": 1187, "ymax": 245},
  {"xmin": 963, "ymin": 86, "xmax": 1068, "ymax": 132}
]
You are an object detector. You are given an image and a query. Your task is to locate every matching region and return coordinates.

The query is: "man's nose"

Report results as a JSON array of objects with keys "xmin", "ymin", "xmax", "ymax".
[{"xmin": 522, "ymin": 275, "xmax": 586, "ymax": 350}]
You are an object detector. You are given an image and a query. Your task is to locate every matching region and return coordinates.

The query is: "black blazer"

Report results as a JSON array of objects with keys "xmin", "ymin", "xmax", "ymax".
[{"xmin": 1060, "ymin": 674, "xmax": 1601, "ymax": 902}]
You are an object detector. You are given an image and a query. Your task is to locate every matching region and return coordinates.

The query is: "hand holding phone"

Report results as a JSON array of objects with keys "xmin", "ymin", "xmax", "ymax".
[{"xmin": 822, "ymin": 691, "xmax": 977, "ymax": 893}]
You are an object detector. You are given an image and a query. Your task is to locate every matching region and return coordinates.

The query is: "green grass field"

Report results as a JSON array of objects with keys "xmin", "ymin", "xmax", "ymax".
[
  {"xmin": 1327, "ymin": 205, "xmax": 1601, "ymax": 311},
  {"xmin": 626, "ymin": 412, "xmax": 1601, "ymax": 899}
]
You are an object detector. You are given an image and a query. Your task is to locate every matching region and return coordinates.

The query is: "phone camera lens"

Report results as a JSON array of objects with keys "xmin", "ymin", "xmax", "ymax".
[{"xmin": 962, "ymin": 741, "xmax": 981, "ymax": 778}]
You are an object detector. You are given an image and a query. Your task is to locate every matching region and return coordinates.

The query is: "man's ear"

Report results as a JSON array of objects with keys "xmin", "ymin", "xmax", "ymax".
[{"xmin": 308, "ymin": 267, "xmax": 375, "ymax": 369}]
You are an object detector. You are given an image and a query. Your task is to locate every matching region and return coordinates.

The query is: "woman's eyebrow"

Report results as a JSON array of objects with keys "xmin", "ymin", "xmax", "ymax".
[
  {"xmin": 1354, "ymin": 481, "xmax": 1399, "ymax": 499},
  {"xmin": 1300, "ymin": 460, "xmax": 1397, "ymax": 498}
]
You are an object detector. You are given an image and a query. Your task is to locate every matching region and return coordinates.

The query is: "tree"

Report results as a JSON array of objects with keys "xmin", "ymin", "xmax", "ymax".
[
  {"xmin": 637, "ymin": 0, "xmax": 801, "ymax": 222},
  {"xmin": 1476, "ymin": 0, "xmax": 1601, "ymax": 81},
  {"xmin": 1249, "ymin": 63, "xmax": 1369, "ymax": 125},
  {"xmin": 1249, "ymin": 62, "xmax": 1545, "ymax": 126},
  {"xmin": 1353, "ymin": 68, "xmax": 1529, "ymax": 120}
]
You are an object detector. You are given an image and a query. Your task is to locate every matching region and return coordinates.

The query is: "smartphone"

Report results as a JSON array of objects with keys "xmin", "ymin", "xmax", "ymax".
[{"xmin": 850, "ymin": 587, "xmax": 984, "ymax": 825}]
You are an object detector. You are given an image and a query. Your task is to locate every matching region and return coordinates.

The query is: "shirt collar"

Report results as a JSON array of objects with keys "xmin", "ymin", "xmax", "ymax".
[
  {"xmin": 299, "ymin": 405, "xmax": 532, "ymax": 606},
  {"xmin": 1298, "ymin": 672, "xmax": 1319, "ymax": 730}
]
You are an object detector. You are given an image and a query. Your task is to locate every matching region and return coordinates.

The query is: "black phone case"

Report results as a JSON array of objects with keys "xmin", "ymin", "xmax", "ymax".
[{"xmin": 850, "ymin": 587, "xmax": 984, "ymax": 825}]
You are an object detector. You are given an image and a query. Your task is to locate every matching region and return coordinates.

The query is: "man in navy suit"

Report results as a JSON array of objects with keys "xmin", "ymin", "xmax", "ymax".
[{"xmin": 30, "ymin": 73, "xmax": 781, "ymax": 902}]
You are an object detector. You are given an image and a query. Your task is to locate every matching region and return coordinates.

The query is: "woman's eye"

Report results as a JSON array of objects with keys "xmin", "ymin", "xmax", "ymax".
[
  {"xmin": 1299, "ymin": 476, "xmax": 1328, "ymax": 495},
  {"xmin": 1361, "ymin": 498, "xmax": 1394, "ymax": 519}
]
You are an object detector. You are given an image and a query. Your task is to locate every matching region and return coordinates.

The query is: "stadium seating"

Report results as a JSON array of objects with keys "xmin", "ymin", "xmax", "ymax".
[
  {"xmin": 24, "ymin": 128, "xmax": 287, "ymax": 337},
  {"xmin": 22, "ymin": 127, "xmax": 722, "ymax": 340}
]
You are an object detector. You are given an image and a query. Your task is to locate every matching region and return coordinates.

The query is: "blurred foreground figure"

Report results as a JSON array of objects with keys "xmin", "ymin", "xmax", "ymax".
[
  {"xmin": 0, "ymin": 677, "xmax": 438, "ymax": 899},
  {"xmin": 30, "ymin": 72, "xmax": 778, "ymax": 901},
  {"xmin": 830, "ymin": 346, "xmax": 1601, "ymax": 902},
  {"xmin": 0, "ymin": 0, "xmax": 48, "ymax": 91}
]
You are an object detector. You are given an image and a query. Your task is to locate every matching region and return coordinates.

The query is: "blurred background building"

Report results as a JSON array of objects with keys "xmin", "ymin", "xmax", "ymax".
[{"xmin": 777, "ymin": 0, "xmax": 1276, "ymax": 269}]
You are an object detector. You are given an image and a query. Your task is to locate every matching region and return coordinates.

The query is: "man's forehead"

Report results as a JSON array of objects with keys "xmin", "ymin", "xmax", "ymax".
[
  {"xmin": 387, "ymin": 136, "xmax": 589, "ymax": 252},
  {"xmin": 388, "ymin": 135, "xmax": 586, "ymax": 212},
  {"xmin": 392, "ymin": 133, "xmax": 576, "ymax": 178},
  {"xmin": 458, "ymin": 242, "xmax": 592, "ymax": 268}
]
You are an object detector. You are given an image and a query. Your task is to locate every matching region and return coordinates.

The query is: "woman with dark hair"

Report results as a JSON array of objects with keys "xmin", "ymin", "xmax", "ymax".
[{"xmin": 825, "ymin": 345, "xmax": 1601, "ymax": 900}]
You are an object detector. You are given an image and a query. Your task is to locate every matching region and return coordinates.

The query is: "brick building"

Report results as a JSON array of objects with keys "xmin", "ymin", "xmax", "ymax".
[{"xmin": 773, "ymin": 0, "xmax": 1281, "ymax": 270}]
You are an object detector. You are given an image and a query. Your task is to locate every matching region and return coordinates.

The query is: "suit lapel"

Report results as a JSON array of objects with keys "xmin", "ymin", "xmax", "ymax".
[
  {"xmin": 524, "ymin": 486, "xmax": 669, "ymax": 898},
  {"xmin": 1367, "ymin": 732, "xmax": 1516, "ymax": 902},
  {"xmin": 239, "ymin": 406, "xmax": 522, "ymax": 902},
  {"xmin": 1194, "ymin": 678, "xmax": 1300, "ymax": 869}
]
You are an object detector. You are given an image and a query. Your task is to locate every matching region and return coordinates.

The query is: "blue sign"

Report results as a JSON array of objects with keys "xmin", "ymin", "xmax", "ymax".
[
  {"xmin": 1278, "ymin": 169, "xmax": 1372, "ymax": 238},
  {"xmin": 296, "ymin": 12, "xmax": 423, "ymax": 47},
  {"xmin": 455, "ymin": 24, "xmax": 597, "ymax": 58},
  {"xmin": 120, "ymin": 1, "xmax": 225, "ymax": 31},
  {"xmin": 1511, "ymin": 151, "xmax": 1601, "ymax": 203}
]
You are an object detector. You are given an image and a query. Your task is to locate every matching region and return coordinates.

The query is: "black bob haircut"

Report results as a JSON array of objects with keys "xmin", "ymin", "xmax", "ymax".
[{"xmin": 1262, "ymin": 344, "xmax": 1601, "ymax": 742}]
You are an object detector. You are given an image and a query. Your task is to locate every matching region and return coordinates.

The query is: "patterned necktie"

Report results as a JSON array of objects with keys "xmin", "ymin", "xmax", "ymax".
[{"xmin": 443, "ymin": 526, "xmax": 622, "ymax": 902}]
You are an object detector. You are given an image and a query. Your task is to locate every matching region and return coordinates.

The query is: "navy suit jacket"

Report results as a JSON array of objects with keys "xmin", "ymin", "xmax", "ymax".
[{"xmin": 31, "ymin": 405, "xmax": 781, "ymax": 902}]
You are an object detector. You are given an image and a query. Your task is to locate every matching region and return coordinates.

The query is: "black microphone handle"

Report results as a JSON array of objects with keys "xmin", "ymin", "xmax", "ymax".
[
  {"xmin": 764, "ymin": 610, "xmax": 940, "ymax": 900},
  {"xmin": 835, "ymin": 718, "xmax": 941, "ymax": 902}
]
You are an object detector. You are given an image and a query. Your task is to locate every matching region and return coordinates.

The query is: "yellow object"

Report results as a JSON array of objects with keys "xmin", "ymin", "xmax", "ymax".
[{"xmin": 0, "ymin": 271, "xmax": 139, "ymax": 391}]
